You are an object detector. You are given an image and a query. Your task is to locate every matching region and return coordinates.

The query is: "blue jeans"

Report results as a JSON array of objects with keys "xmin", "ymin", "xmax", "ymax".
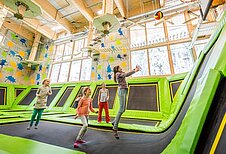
[
  {"xmin": 29, "ymin": 108, "xmax": 44, "ymax": 126},
  {"xmin": 112, "ymin": 88, "xmax": 128, "ymax": 130}
]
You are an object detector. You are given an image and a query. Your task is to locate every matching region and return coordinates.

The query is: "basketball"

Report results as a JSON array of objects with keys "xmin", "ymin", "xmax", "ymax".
[{"xmin": 154, "ymin": 11, "xmax": 163, "ymax": 20}]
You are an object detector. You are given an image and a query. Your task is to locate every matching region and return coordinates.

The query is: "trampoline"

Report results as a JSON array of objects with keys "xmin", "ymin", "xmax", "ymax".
[
  {"xmin": 195, "ymin": 77, "xmax": 226, "ymax": 153},
  {"xmin": 127, "ymin": 84, "xmax": 159, "ymax": 111},
  {"xmin": 62, "ymin": 115, "xmax": 160, "ymax": 126},
  {"xmin": 18, "ymin": 88, "xmax": 38, "ymax": 105},
  {"xmin": 15, "ymin": 88, "xmax": 26, "ymax": 98},
  {"xmin": 92, "ymin": 85, "xmax": 118, "ymax": 109},
  {"xmin": 0, "ymin": 87, "xmax": 7, "ymax": 105},
  {"xmin": 170, "ymin": 80, "xmax": 182, "ymax": 100},
  {"xmin": 55, "ymin": 86, "xmax": 75, "ymax": 107},
  {"xmin": 46, "ymin": 87, "xmax": 61, "ymax": 106},
  {"xmin": 0, "ymin": 121, "xmax": 174, "ymax": 154}
]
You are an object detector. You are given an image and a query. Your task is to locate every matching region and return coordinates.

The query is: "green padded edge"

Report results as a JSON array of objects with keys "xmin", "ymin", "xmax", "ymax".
[
  {"xmin": 0, "ymin": 134, "xmax": 83, "ymax": 154},
  {"xmin": 162, "ymin": 69, "xmax": 221, "ymax": 154}
]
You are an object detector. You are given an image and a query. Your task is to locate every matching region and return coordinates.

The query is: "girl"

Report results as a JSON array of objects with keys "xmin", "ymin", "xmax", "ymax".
[
  {"xmin": 74, "ymin": 87, "xmax": 98, "ymax": 148},
  {"xmin": 112, "ymin": 65, "xmax": 140, "ymax": 139},
  {"xmin": 27, "ymin": 79, "xmax": 52, "ymax": 130},
  {"xmin": 97, "ymin": 82, "xmax": 110, "ymax": 123}
]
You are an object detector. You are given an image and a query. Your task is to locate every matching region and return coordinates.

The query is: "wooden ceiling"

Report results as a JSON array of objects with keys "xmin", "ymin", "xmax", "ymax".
[{"xmin": 0, "ymin": 0, "xmax": 201, "ymax": 39}]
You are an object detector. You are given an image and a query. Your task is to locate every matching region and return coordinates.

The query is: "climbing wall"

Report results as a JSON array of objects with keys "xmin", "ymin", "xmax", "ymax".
[
  {"xmin": 91, "ymin": 27, "xmax": 130, "ymax": 81},
  {"xmin": 0, "ymin": 29, "xmax": 53, "ymax": 85}
]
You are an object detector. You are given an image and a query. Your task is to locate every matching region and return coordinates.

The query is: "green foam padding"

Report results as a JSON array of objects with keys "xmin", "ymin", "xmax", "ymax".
[{"xmin": 0, "ymin": 134, "xmax": 83, "ymax": 154}]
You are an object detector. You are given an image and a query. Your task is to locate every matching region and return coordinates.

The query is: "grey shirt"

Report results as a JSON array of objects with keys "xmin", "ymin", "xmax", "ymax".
[
  {"xmin": 35, "ymin": 85, "xmax": 52, "ymax": 109},
  {"xmin": 116, "ymin": 70, "xmax": 136, "ymax": 89}
]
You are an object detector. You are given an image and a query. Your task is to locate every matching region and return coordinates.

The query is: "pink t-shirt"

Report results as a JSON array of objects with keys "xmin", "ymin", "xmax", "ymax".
[{"xmin": 76, "ymin": 97, "xmax": 95, "ymax": 116}]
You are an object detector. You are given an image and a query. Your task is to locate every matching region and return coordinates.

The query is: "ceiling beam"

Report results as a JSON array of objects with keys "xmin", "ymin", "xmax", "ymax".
[
  {"xmin": 103, "ymin": 0, "xmax": 114, "ymax": 14},
  {"xmin": 70, "ymin": 0, "xmax": 94, "ymax": 21},
  {"xmin": 32, "ymin": 0, "xmax": 74, "ymax": 33},
  {"xmin": 2, "ymin": 19, "xmax": 34, "ymax": 41},
  {"xmin": 23, "ymin": 18, "xmax": 57, "ymax": 39},
  {"xmin": 114, "ymin": 0, "xmax": 126, "ymax": 17}
]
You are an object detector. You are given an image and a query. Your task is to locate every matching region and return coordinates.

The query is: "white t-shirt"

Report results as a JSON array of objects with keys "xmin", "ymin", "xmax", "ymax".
[{"xmin": 99, "ymin": 89, "xmax": 108, "ymax": 102}]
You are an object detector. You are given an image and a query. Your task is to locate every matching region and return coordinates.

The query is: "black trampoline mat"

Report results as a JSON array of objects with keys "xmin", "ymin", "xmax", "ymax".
[
  {"xmin": 0, "ymin": 87, "xmax": 6, "ymax": 105},
  {"xmin": 216, "ymin": 125, "xmax": 226, "ymax": 153},
  {"xmin": 46, "ymin": 88, "xmax": 61, "ymax": 106},
  {"xmin": 127, "ymin": 84, "xmax": 158, "ymax": 111},
  {"xmin": 195, "ymin": 78, "xmax": 226, "ymax": 154},
  {"xmin": 55, "ymin": 87, "xmax": 74, "ymax": 107},
  {"xmin": 15, "ymin": 88, "xmax": 26, "ymax": 97},
  {"xmin": 19, "ymin": 88, "xmax": 38, "ymax": 105},
  {"xmin": 0, "ymin": 121, "xmax": 166, "ymax": 154},
  {"xmin": 62, "ymin": 115, "xmax": 159, "ymax": 126},
  {"xmin": 92, "ymin": 86, "xmax": 117, "ymax": 109},
  {"xmin": 170, "ymin": 81, "xmax": 182, "ymax": 100}
]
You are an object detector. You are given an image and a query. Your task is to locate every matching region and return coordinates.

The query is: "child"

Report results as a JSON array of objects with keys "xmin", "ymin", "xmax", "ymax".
[
  {"xmin": 74, "ymin": 93, "xmax": 82, "ymax": 119},
  {"xmin": 97, "ymin": 82, "xmax": 110, "ymax": 123},
  {"xmin": 74, "ymin": 87, "xmax": 98, "ymax": 148},
  {"xmin": 112, "ymin": 65, "xmax": 140, "ymax": 139},
  {"xmin": 27, "ymin": 79, "xmax": 52, "ymax": 130}
]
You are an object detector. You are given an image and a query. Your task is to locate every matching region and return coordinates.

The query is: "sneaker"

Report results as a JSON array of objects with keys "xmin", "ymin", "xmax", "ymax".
[
  {"xmin": 77, "ymin": 140, "xmax": 86, "ymax": 144},
  {"xmin": 74, "ymin": 142, "xmax": 79, "ymax": 148},
  {"xmin": 27, "ymin": 126, "xmax": 31, "ymax": 130},
  {"xmin": 34, "ymin": 125, "xmax": 38, "ymax": 129},
  {"xmin": 113, "ymin": 129, "xmax": 119, "ymax": 139},
  {"xmin": 97, "ymin": 121, "xmax": 101, "ymax": 124}
]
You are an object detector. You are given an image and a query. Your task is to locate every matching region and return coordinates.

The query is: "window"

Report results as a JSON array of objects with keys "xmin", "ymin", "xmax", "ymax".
[
  {"xmin": 190, "ymin": 10, "xmax": 201, "ymax": 25},
  {"xmin": 80, "ymin": 59, "xmax": 92, "ymax": 80},
  {"xmin": 54, "ymin": 44, "xmax": 64, "ymax": 61},
  {"xmin": 49, "ymin": 37, "xmax": 93, "ymax": 83},
  {"xmin": 170, "ymin": 43, "xmax": 194, "ymax": 74},
  {"xmin": 146, "ymin": 21, "xmax": 165, "ymax": 44},
  {"xmin": 63, "ymin": 42, "xmax": 73, "ymax": 60},
  {"xmin": 167, "ymin": 14, "xmax": 189, "ymax": 41},
  {"xmin": 50, "ymin": 64, "xmax": 60, "ymax": 83},
  {"xmin": 130, "ymin": 25, "xmax": 146, "ymax": 48},
  {"xmin": 194, "ymin": 39, "xmax": 209, "ymax": 57},
  {"xmin": 69, "ymin": 60, "xmax": 81, "ymax": 81},
  {"xmin": 165, "ymin": 0, "xmax": 182, "ymax": 7},
  {"xmin": 73, "ymin": 39, "xmax": 84, "ymax": 58},
  {"xmin": 131, "ymin": 50, "xmax": 149, "ymax": 77},
  {"xmin": 148, "ymin": 46, "xmax": 171, "ymax": 75},
  {"xmin": 83, "ymin": 38, "xmax": 89, "ymax": 57},
  {"xmin": 58, "ymin": 62, "xmax": 70, "ymax": 82}
]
